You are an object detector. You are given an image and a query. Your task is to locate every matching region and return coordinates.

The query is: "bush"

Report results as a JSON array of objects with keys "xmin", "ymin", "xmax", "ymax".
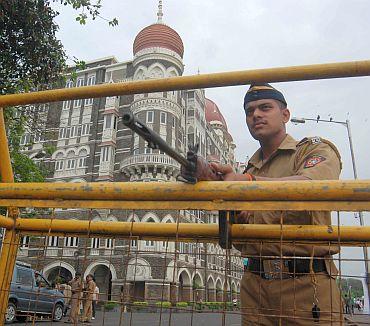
[
  {"xmin": 176, "ymin": 302, "xmax": 188, "ymax": 308},
  {"xmin": 104, "ymin": 301, "xmax": 118, "ymax": 311},
  {"xmin": 155, "ymin": 301, "xmax": 171, "ymax": 308}
]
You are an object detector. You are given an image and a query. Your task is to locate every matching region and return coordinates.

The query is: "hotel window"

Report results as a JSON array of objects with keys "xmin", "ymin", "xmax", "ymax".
[
  {"xmin": 73, "ymin": 78, "xmax": 84, "ymax": 108},
  {"xmin": 160, "ymin": 112, "xmax": 167, "ymax": 124},
  {"xmin": 101, "ymin": 146, "xmax": 110, "ymax": 162},
  {"xmin": 146, "ymin": 111, "xmax": 154, "ymax": 123},
  {"xmin": 47, "ymin": 236, "xmax": 59, "ymax": 247},
  {"xmin": 64, "ymin": 237, "xmax": 78, "ymax": 247},
  {"xmin": 84, "ymin": 75, "xmax": 96, "ymax": 106},
  {"xmin": 91, "ymin": 238, "xmax": 100, "ymax": 249}
]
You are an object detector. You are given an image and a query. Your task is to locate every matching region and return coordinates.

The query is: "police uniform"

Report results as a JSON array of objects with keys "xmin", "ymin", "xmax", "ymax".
[
  {"xmin": 82, "ymin": 278, "xmax": 96, "ymax": 322},
  {"xmin": 69, "ymin": 276, "xmax": 82, "ymax": 324},
  {"xmin": 240, "ymin": 84, "xmax": 343, "ymax": 325},
  {"xmin": 240, "ymin": 134, "xmax": 343, "ymax": 325}
]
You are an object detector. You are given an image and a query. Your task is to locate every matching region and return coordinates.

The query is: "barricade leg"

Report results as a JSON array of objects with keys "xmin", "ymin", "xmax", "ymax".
[{"xmin": 0, "ymin": 108, "xmax": 19, "ymax": 325}]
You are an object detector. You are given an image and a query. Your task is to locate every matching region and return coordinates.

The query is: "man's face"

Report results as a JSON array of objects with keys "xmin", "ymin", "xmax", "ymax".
[{"xmin": 245, "ymin": 99, "xmax": 290, "ymax": 141}]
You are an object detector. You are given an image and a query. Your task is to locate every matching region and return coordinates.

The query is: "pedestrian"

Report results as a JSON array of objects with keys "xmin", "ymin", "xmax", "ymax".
[
  {"xmin": 92, "ymin": 278, "xmax": 99, "ymax": 320},
  {"xmin": 67, "ymin": 272, "xmax": 82, "ymax": 324},
  {"xmin": 81, "ymin": 274, "xmax": 96, "ymax": 323},
  {"xmin": 344, "ymin": 294, "xmax": 351, "ymax": 314},
  {"xmin": 198, "ymin": 83, "xmax": 343, "ymax": 325}
]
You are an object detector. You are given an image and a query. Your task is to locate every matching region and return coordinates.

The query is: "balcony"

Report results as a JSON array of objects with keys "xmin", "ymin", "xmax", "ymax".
[{"xmin": 120, "ymin": 154, "xmax": 180, "ymax": 181}]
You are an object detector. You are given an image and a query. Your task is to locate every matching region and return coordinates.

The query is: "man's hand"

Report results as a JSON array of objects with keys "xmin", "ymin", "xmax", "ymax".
[
  {"xmin": 210, "ymin": 163, "xmax": 251, "ymax": 181},
  {"xmin": 180, "ymin": 157, "xmax": 223, "ymax": 182}
]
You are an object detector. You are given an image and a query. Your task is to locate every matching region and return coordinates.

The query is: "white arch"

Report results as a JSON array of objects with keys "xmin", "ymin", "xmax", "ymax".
[
  {"xmin": 178, "ymin": 268, "xmax": 191, "ymax": 286},
  {"xmin": 42, "ymin": 261, "xmax": 76, "ymax": 279},
  {"xmin": 52, "ymin": 150, "xmax": 65, "ymax": 159},
  {"xmin": 78, "ymin": 145, "xmax": 90, "ymax": 155},
  {"xmin": 237, "ymin": 282, "xmax": 240, "ymax": 292},
  {"xmin": 126, "ymin": 257, "xmax": 151, "ymax": 281},
  {"xmin": 127, "ymin": 213, "xmax": 140, "ymax": 222},
  {"xmin": 162, "ymin": 214, "xmax": 175, "ymax": 223},
  {"xmin": 133, "ymin": 65, "xmax": 148, "ymax": 80},
  {"xmin": 192, "ymin": 271, "xmax": 204, "ymax": 287},
  {"xmin": 207, "ymin": 275, "xmax": 215, "ymax": 289},
  {"xmin": 215, "ymin": 277, "xmax": 222, "ymax": 290},
  {"xmin": 66, "ymin": 149, "xmax": 76, "ymax": 157},
  {"xmin": 148, "ymin": 63, "xmax": 165, "ymax": 79},
  {"xmin": 84, "ymin": 260, "xmax": 117, "ymax": 281},
  {"xmin": 166, "ymin": 67, "xmax": 179, "ymax": 78},
  {"xmin": 142, "ymin": 212, "xmax": 160, "ymax": 223}
]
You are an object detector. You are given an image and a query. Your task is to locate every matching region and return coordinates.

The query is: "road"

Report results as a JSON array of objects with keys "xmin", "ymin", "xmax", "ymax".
[
  {"xmin": 14, "ymin": 311, "xmax": 370, "ymax": 325},
  {"xmin": 15, "ymin": 311, "xmax": 241, "ymax": 326}
]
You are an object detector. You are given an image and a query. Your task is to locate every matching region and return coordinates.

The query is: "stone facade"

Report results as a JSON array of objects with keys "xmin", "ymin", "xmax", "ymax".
[{"xmin": 18, "ymin": 13, "xmax": 243, "ymax": 304}]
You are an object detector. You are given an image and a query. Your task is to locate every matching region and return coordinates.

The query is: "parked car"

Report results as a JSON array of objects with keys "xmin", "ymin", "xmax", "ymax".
[{"xmin": 6, "ymin": 261, "xmax": 64, "ymax": 323}]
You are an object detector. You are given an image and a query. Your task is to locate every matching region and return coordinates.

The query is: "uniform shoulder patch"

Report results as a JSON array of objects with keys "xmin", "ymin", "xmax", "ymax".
[
  {"xmin": 304, "ymin": 155, "xmax": 326, "ymax": 168},
  {"xmin": 310, "ymin": 136, "xmax": 322, "ymax": 144}
]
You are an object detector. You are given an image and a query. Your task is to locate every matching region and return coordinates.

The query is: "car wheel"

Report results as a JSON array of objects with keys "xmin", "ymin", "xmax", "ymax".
[
  {"xmin": 53, "ymin": 303, "xmax": 64, "ymax": 322},
  {"xmin": 5, "ymin": 302, "xmax": 17, "ymax": 324}
]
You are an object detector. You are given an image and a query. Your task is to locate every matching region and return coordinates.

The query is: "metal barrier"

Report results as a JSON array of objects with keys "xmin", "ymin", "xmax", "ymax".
[{"xmin": 1, "ymin": 60, "xmax": 370, "ymax": 325}]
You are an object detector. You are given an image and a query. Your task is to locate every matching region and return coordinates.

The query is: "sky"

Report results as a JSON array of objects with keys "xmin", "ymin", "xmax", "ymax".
[{"xmin": 53, "ymin": 0, "xmax": 370, "ymax": 282}]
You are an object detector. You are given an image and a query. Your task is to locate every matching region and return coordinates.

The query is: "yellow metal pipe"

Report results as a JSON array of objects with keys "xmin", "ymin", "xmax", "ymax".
[
  {"xmin": 11, "ymin": 218, "xmax": 370, "ymax": 243},
  {"xmin": 0, "ymin": 199, "xmax": 369, "ymax": 212},
  {"xmin": 1, "ymin": 180, "xmax": 370, "ymax": 201},
  {"xmin": 0, "ymin": 215, "xmax": 15, "ymax": 229},
  {"xmin": 0, "ymin": 108, "xmax": 20, "ymax": 324},
  {"xmin": 0, "ymin": 60, "xmax": 369, "ymax": 107}
]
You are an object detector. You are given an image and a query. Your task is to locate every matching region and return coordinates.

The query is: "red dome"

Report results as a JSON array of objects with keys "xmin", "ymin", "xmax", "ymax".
[
  {"xmin": 205, "ymin": 98, "xmax": 228, "ymax": 131},
  {"xmin": 133, "ymin": 23, "xmax": 184, "ymax": 58}
]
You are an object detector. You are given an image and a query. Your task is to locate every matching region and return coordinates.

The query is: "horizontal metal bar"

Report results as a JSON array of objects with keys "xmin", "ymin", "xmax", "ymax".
[
  {"xmin": 0, "ymin": 215, "xmax": 14, "ymax": 229},
  {"xmin": 10, "ymin": 219, "xmax": 370, "ymax": 243},
  {"xmin": 0, "ymin": 60, "xmax": 370, "ymax": 107},
  {"xmin": 0, "ymin": 199, "xmax": 369, "ymax": 212},
  {"xmin": 1, "ymin": 180, "xmax": 370, "ymax": 201}
]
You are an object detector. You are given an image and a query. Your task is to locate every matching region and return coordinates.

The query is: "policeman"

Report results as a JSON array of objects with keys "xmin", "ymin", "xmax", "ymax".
[
  {"xmin": 68, "ymin": 272, "xmax": 83, "ymax": 324},
  {"xmin": 209, "ymin": 84, "xmax": 342, "ymax": 325}
]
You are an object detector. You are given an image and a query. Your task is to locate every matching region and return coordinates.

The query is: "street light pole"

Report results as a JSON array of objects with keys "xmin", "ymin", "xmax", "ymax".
[{"xmin": 291, "ymin": 116, "xmax": 370, "ymax": 307}]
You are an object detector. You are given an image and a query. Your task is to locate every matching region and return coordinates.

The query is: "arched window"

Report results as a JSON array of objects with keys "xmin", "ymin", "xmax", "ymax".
[
  {"xmin": 55, "ymin": 152, "xmax": 64, "ymax": 171},
  {"xmin": 66, "ymin": 150, "xmax": 76, "ymax": 170},
  {"xmin": 78, "ymin": 149, "xmax": 88, "ymax": 168}
]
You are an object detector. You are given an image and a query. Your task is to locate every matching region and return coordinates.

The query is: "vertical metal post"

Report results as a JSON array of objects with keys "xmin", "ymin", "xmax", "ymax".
[
  {"xmin": 0, "ymin": 108, "xmax": 20, "ymax": 325},
  {"xmin": 345, "ymin": 119, "xmax": 370, "ymax": 307}
]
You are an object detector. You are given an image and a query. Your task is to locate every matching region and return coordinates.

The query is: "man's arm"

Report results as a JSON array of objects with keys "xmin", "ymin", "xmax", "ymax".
[{"xmin": 210, "ymin": 163, "xmax": 310, "ymax": 181}]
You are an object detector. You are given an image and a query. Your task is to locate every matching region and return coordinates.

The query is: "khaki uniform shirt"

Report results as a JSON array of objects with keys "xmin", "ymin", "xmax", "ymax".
[
  {"xmin": 242, "ymin": 134, "xmax": 341, "ymax": 258},
  {"xmin": 85, "ymin": 279, "xmax": 96, "ymax": 301},
  {"xmin": 70, "ymin": 277, "xmax": 82, "ymax": 297}
]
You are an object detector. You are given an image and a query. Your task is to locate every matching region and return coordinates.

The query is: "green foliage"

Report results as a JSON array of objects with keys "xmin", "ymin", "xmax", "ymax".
[
  {"xmin": 155, "ymin": 301, "xmax": 171, "ymax": 308},
  {"xmin": 132, "ymin": 301, "xmax": 148, "ymax": 311},
  {"xmin": 338, "ymin": 278, "xmax": 364, "ymax": 298},
  {"xmin": 176, "ymin": 302, "xmax": 188, "ymax": 308},
  {"xmin": 0, "ymin": 0, "xmax": 118, "ymax": 186},
  {"xmin": 104, "ymin": 301, "xmax": 118, "ymax": 311}
]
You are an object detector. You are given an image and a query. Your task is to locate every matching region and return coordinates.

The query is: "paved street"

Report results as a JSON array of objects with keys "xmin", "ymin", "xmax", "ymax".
[
  {"xmin": 14, "ymin": 311, "xmax": 370, "ymax": 325},
  {"xmin": 15, "ymin": 311, "xmax": 241, "ymax": 326}
]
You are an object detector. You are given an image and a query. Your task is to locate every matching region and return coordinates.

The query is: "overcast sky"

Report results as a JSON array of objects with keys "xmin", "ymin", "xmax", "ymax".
[{"xmin": 53, "ymin": 0, "xmax": 370, "ymax": 283}]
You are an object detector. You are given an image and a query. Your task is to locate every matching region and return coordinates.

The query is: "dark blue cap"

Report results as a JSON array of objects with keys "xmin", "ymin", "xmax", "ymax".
[{"xmin": 243, "ymin": 83, "xmax": 287, "ymax": 110}]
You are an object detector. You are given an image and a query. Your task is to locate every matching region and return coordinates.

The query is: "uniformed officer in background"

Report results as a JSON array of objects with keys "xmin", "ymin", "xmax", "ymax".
[{"xmin": 209, "ymin": 83, "xmax": 343, "ymax": 325}]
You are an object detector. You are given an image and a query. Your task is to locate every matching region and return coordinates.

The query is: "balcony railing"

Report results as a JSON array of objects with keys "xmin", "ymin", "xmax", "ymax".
[{"xmin": 120, "ymin": 153, "xmax": 181, "ymax": 171}]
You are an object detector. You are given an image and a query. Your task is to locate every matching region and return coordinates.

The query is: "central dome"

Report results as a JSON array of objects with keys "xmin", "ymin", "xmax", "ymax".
[
  {"xmin": 205, "ymin": 98, "xmax": 228, "ymax": 131},
  {"xmin": 133, "ymin": 23, "xmax": 184, "ymax": 58}
]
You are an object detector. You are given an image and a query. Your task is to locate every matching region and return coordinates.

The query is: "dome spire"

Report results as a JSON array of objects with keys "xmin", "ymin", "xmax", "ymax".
[{"xmin": 157, "ymin": 0, "xmax": 163, "ymax": 23}]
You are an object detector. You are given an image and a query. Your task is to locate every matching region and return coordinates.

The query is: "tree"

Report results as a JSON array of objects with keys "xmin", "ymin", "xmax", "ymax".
[{"xmin": 0, "ymin": 0, "xmax": 117, "ymax": 183}]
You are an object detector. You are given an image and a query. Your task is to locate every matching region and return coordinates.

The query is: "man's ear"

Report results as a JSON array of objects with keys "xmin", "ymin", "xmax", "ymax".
[{"xmin": 283, "ymin": 108, "xmax": 290, "ymax": 123}]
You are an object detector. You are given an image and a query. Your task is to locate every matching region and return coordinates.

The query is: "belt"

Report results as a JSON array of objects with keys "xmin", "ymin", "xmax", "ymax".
[{"xmin": 248, "ymin": 258, "xmax": 326, "ymax": 280}]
